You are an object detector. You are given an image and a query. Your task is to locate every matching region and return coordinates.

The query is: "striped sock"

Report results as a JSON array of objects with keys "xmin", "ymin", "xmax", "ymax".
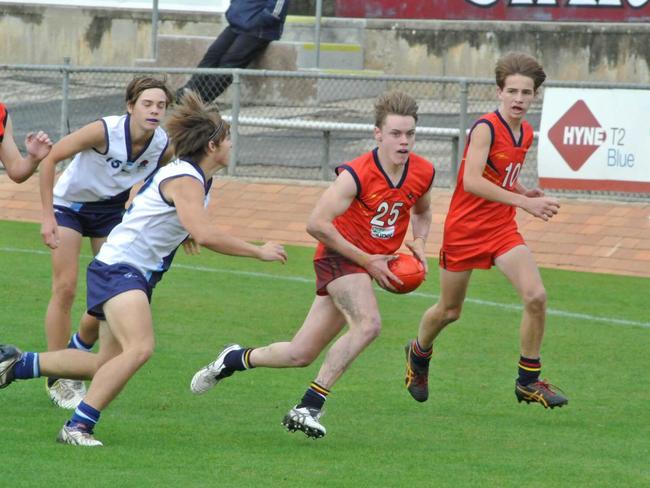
[
  {"xmin": 410, "ymin": 339, "xmax": 432, "ymax": 368},
  {"xmin": 69, "ymin": 401, "xmax": 101, "ymax": 432},
  {"xmin": 298, "ymin": 381, "xmax": 330, "ymax": 410},
  {"xmin": 68, "ymin": 332, "xmax": 94, "ymax": 352},
  {"xmin": 517, "ymin": 356, "xmax": 541, "ymax": 386},
  {"xmin": 223, "ymin": 348, "xmax": 255, "ymax": 371},
  {"xmin": 12, "ymin": 352, "xmax": 41, "ymax": 379}
]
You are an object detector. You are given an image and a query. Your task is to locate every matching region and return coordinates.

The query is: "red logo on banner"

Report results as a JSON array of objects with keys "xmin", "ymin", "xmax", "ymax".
[{"xmin": 547, "ymin": 100, "xmax": 606, "ymax": 172}]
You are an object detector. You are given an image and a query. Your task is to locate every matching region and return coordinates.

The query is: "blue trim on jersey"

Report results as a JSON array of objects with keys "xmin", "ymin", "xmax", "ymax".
[
  {"xmin": 469, "ymin": 118, "xmax": 495, "ymax": 150},
  {"xmin": 124, "ymin": 114, "xmax": 132, "ymax": 161},
  {"xmin": 157, "ymin": 174, "xmax": 204, "ymax": 206},
  {"xmin": 92, "ymin": 118, "xmax": 110, "ymax": 155},
  {"xmin": 495, "ymin": 110, "xmax": 523, "ymax": 147},
  {"xmin": 184, "ymin": 159, "xmax": 212, "ymax": 193},
  {"xmin": 147, "ymin": 247, "xmax": 179, "ymax": 287},
  {"xmin": 486, "ymin": 157, "xmax": 500, "ymax": 175},
  {"xmin": 125, "ymin": 114, "xmax": 156, "ymax": 163},
  {"xmin": 335, "ymin": 164, "xmax": 361, "ymax": 199},
  {"xmin": 372, "ymin": 147, "xmax": 409, "ymax": 189}
]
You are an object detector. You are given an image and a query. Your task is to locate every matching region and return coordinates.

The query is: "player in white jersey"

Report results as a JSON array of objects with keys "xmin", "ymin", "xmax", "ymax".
[
  {"xmin": 0, "ymin": 91, "xmax": 287, "ymax": 446},
  {"xmin": 38, "ymin": 77, "xmax": 175, "ymax": 409}
]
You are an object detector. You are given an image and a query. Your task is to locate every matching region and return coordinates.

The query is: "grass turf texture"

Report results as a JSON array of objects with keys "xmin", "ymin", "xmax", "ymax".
[{"xmin": 1, "ymin": 220, "xmax": 648, "ymax": 487}]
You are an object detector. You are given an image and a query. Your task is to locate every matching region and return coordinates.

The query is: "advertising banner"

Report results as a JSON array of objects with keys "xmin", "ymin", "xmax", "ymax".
[
  {"xmin": 537, "ymin": 88, "xmax": 650, "ymax": 193},
  {"xmin": 336, "ymin": 1, "xmax": 650, "ymax": 22}
]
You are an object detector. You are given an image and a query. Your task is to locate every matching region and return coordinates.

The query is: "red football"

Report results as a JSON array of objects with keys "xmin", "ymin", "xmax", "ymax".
[{"xmin": 385, "ymin": 252, "xmax": 426, "ymax": 294}]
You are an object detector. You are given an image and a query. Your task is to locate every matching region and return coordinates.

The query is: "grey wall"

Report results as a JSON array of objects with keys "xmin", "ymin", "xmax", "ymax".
[{"xmin": 1, "ymin": 3, "xmax": 648, "ymax": 83}]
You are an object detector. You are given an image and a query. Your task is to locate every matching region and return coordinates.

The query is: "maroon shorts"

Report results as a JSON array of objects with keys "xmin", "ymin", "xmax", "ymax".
[
  {"xmin": 313, "ymin": 254, "xmax": 368, "ymax": 296},
  {"xmin": 440, "ymin": 231, "xmax": 525, "ymax": 271}
]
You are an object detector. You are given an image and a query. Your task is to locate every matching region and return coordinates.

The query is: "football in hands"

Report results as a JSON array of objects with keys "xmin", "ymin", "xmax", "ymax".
[{"xmin": 384, "ymin": 252, "xmax": 425, "ymax": 294}]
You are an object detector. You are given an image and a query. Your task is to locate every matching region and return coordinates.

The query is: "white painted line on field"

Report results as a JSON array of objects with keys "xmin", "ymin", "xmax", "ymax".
[{"xmin": 2, "ymin": 246, "xmax": 648, "ymax": 330}]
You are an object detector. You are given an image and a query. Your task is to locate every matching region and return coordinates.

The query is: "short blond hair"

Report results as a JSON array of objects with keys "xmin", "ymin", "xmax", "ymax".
[{"xmin": 374, "ymin": 91, "xmax": 418, "ymax": 128}]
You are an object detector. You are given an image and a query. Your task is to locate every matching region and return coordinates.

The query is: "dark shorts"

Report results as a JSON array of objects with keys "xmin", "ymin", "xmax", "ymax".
[
  {"xmin": 86, "ymin": 259, "xmax": 152, "ymax": 321},
  {"xmin": 313, "ymin": 253, "xmax": 368, "ymax": 296},
  {"xmin": 54, "ymin": 205, "xmax": 124, "ymax": 238},
  {"xmin": 440, "ymin": 231, "xmax": 525, "ymax": 271}
]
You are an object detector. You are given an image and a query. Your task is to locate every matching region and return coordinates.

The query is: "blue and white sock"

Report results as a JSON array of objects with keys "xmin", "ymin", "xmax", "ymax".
[
  {"xmin": 67, "ymin": 332, "xmax": 94, "ymax": 352},
  {"xmin": 12, "ymin": 352, "xmax": 41, "ymax": 380},
  {"xmin": 69, "ymin": 401, "xmax": 101, "ymax": 432}
]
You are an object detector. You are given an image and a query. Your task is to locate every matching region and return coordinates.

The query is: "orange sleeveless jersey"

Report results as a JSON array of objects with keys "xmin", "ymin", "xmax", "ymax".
[
  {"xmin": 0, "ymin": 103, "xmax": 7, "ymax": 143},
  {"xmin": 315, "ymin": 148, "xmax": 435, "ymax": 259},
  {"xmin": 443, "ymin": 110, "xmax": 533, "ymax": 247}
]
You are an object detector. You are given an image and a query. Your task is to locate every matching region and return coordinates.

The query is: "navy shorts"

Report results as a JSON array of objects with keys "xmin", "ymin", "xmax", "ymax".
[
  {"xmin": 54, "ymin": 205, "xmax": 124, "ymax": 238},
  {"xmin": 86, "ymin": 260, "xmax": 152, "ymax": 321}
]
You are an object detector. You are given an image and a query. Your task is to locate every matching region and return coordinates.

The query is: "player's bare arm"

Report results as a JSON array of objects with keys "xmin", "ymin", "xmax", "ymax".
[
  {"xmin": 0, "ymin": 114, "xmax": 52, "ymax": 183},
  {"xmin": 165, "ymin": 176, "xmax": 287, "ymax": 263},
  {"xmin": 405, "ymin": 188, "xmax": 432, "ymax": 274},
  {"xmin": 39, "ymin": 121, "xmax": 107, "ymax": 249},
  {"xmin": 306, "ymin": 170, "xmax": 400, "ymax": 289},
  {"xmin": 514, "ymin": 181, "xmax": 545, "ymax": 198},
  {"xmin": 463, "ymin": 123, "xmax": 559, "ymax": 221}
]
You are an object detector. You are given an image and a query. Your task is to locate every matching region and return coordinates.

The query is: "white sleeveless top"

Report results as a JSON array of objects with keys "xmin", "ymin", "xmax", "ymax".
[
  {"xmin": 53, "ymin": 114, "xmax": 169, "ymax": 210},
  {"xmin": 96, "ymin": 159, "xmax": 212, "ymax": 283}
]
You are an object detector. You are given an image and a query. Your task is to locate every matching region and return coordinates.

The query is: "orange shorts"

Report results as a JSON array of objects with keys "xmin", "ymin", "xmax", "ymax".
[
  {"xmin": 313, "ymin": 253, "xmax": 368, "ymax": 296},
  {"xmin": 439, "ymin": 231, "xmax": 525, "ymax": 271}
]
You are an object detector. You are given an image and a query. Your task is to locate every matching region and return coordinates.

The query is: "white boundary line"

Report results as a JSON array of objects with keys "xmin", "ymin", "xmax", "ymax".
[{"xmin": 2, "ymin": 246, "xmax": 648, "ymax": 330}]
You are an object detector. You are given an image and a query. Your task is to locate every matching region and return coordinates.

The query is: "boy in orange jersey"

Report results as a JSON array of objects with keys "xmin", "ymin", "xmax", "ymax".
[
  {"xmin": 404, "ymin": 52, "xmax": 568, "ymax": 409},
  {"xmin": 0, "ymin": 103, "xmax": 52, "ymax": 183},
  {"xmin": 191, "ymin": 91, "xmax": 436, "ymax": 438}
]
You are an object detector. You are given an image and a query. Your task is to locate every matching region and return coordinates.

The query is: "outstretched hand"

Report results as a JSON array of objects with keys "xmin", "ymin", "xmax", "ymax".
[
  {"xmin": 25, "ymin": 131, "xmax": 53, "ymax": 162},
  {"xmin": 259, "ymin": 241, "xmax": 288, "ymax": 263}
]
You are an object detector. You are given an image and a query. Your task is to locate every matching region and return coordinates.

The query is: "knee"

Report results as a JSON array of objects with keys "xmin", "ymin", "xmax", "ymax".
[
  {"xmin": 523, "ymin": 287, "xmax": 547, "ymax": 315},
  {"xmin": 128, "ymin": 341, "xmax": 155, "ymax": 367},
  {"xmin": 440, "ymin": 304, "xmax": 462, "ymax": 325},
  {"xmin": 287, "ymin": 348, "xmax": 318, "ymax": 368},
  {"xmin": 357, "ymin": 315, "xmax": 382, "ymax": 343},
  {"xmin": 52, "ymin": 280, "xmax": 77, "ymax": 304}
]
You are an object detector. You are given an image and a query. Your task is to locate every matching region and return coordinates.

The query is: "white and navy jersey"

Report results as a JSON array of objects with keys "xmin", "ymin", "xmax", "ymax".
[
  {"xmin": 54, "ymin": 114, "xmax": 169, "ymax": 211},
  {"xmin": 95, "ymin": 159, "xmax": 212, "ymax": 286}
]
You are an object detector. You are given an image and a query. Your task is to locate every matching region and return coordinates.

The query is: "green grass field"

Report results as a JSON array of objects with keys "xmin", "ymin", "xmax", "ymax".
[{"xmin": 2, "ymin": 220, "xmax": 649, "ymax": 487}]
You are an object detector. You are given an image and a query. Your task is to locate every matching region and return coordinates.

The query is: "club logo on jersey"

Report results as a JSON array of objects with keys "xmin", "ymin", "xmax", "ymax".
[
  {"xmin": 108, "ymin": 157, "xmax": 150, "ymax": 173},
  {"xmin": 547, "ymin": 100, "xmax": 606, "ymax": 172},
  {"xmin": 371, "ymin": 225, "xmax": 395, "ymax": 240}
]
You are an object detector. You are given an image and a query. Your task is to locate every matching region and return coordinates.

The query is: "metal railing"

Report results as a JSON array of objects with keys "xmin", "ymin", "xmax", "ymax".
[{"xmin": 1, "ymin": 63, "xmax": 648, "ymax": 200}]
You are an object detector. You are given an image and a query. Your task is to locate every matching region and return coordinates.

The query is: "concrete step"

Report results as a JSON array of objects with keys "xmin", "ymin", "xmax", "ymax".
[
  {"xmin": 136, "ymin": 35, "xmax": 364, "ymax": 71},
  {"xmin": 134, "ymin": 34, "xmax": 381, "ymax": 104}
]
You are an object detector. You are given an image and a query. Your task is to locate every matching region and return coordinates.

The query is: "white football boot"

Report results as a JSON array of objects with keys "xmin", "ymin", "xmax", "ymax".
[
  {"xmin": 0, "ymin": 344, "xmax": 21, "ymax": 388},
  {"xmin": 47, "ymin": 379, "xmax": 86, "ymax": 409},
  {"xmin": 190, "ymin": 343, "xmax": 242, "ymax": 394},
  {"xmin": 282, "ymin": 405, "xmax": 326, "ymax": 439},
  {"xmin": 56, "ymin": 423, "xmax": 103, "ymax": 447}
]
